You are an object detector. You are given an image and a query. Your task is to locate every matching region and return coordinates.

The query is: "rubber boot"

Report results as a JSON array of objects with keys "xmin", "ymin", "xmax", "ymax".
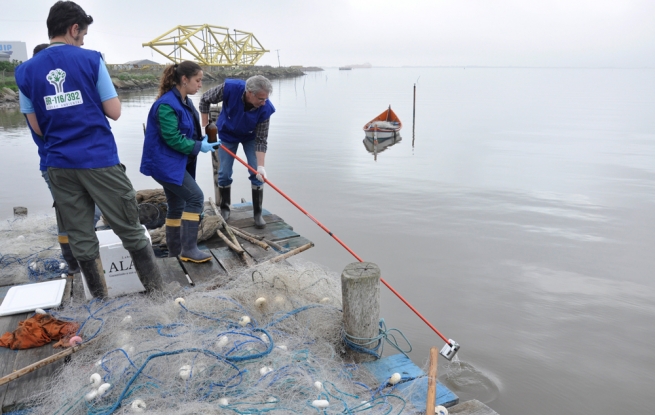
[
  {"xmin": 129, "ymin": 242, "xmax": 164, "ymax": 293},
  {"xmin": 58, "ymin": 235, "xmax": 80, "ymax": 275},
  {"xmin": 179, "ymin": 212, "xmax": 212, "ymax": 263},
  {"xmin": 165, "ymin": 218, "xmax": 182, "ymax": 257},
  {"xmin": 252, "ymin": 185, "xmax": 266, "ymax": 229},
  {"xmin": 218, "ymin": 185, "xmax": 231, "ymax": 221},
  {"xmin": 79, "ymin": 256, "xmax": 108, "ymax": 299}
]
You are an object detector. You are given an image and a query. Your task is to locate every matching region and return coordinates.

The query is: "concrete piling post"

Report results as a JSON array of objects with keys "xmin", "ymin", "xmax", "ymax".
[{"xmin": 341, "ymin": 262, "xmax": 380, "ymax": 363}]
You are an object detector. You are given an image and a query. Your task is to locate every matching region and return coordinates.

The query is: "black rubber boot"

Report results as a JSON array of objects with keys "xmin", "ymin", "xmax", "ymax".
[
  {"xmin": 129, "ymin": 242, "xmax": 164, "ymax": 293},
  {"xmin": 79, "ymin": 256, "xmax": 108, "ymax": 299},
  {"xmin": 252, "ymin": 185, "xmax": 266, "ymax": 229},
  {"xmin": 218, "ymin": 185, "xmax": 231, "ymax": 221},
  {"xmin": 59, "ymin": 240, "xmax": 80, "ymax": 275},
  {"xmin": 180, "ymin": 215, "xmax": 212, "ymax": 263},
  {"xmin": 165, "ymin": 220, "xmax": 181, "ymax": 257}
]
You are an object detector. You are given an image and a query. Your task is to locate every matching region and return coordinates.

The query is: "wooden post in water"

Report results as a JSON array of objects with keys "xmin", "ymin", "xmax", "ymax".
[
  {"xmin": 412, "ymin": 83, "xmax": 417, "ymax": 147},
  {"xmin": 426, "ymin": 346, "xmax": 439, "ymax": 414},
  {"xmin": 341, "ymin": 262, "xmax": 380, "ymax": 363},
  {"xmin": 13, "ymin": 207, "xmax": 27, "ymax": 217}
]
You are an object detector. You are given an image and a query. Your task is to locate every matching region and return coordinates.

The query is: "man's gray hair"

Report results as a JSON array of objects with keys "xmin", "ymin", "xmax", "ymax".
[{"xmin": 245, "ymin": 75, "xmax": 273, "ymax": 95}]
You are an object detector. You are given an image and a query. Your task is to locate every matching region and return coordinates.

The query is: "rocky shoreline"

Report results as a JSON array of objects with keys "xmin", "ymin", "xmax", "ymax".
[
  {"xmin": 0, "ymin": 65, "xmax": 319, "ymax": 108},
  {"xmin": 0, "ymin": 87, "xmax": 18, "ymax": 110}
]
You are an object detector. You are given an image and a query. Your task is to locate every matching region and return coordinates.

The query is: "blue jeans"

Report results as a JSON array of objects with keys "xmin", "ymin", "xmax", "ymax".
[
  {"xmin": 156, "ymin": 170, "xmax": 204, "ymax": 218},
  {"xmin": 42, "ymin": 170, "xmax": 102, "ymax": 235},
  {"xmin": 218, "ymin": 139, "xmax": 263, "ymax": 187}
]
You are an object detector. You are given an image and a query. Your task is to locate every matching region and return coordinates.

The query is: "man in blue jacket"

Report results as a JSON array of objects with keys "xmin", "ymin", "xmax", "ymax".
[
  {"xmin": 199, "ymin": 75, "xmax": 275, "ymax": 228},
  {"xmin": 15, "ymin": 0, "xmax": 163, "ymax": 298}
]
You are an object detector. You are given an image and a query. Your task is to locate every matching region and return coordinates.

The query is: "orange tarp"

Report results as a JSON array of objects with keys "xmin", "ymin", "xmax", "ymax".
[{"xmin": 0, "ymin": 314, "xmax": 79, "ymax": 350}]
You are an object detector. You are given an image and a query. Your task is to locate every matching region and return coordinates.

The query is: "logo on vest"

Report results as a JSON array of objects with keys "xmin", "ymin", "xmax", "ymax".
[{"xmin": 43, "ymin": 68, "xmax": 83, "ymax": 110}]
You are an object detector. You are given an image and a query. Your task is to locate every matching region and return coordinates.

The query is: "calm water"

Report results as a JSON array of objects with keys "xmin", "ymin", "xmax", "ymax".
[{"xmin": 2, "ymin": 68, "xmax": 655, "ymax": 414}]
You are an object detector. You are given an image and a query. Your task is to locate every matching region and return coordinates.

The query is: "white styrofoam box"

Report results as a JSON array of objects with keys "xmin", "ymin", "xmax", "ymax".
[
  {"xmin": 81, "ymin": 226, "xmax": 150, "ymax": 300},
  {"xmin": 0, "ymin": 279, "xmax": 67, "ymax": 316}
]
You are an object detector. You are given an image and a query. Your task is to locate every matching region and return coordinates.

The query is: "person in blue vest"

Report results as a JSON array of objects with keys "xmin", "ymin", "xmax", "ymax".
[
  {"xmin": 141, "ymin": 61, "xmax": 218, "ymax": 263},
  {"xmin": 199, "ymin": 75, "xmax": 275, "ymax": 228},
  {"xmin": 27, "ymin": 42, "xmax": 102, "ymax": 277},
  {"xmin": 15, "ymin": 0, "xmax": 163, "ymax": 298}
]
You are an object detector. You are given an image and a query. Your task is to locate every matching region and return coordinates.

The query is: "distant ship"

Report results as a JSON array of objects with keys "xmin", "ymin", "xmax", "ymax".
[{"xmin": 339, "ymin": 63, "xmax": 372, "ymax": 70}]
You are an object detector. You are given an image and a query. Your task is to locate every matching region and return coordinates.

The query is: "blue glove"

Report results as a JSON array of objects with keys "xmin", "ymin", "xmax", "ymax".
[{"xmin": 200, "ymin": 135, "xmax": 220, "ymax": 153}]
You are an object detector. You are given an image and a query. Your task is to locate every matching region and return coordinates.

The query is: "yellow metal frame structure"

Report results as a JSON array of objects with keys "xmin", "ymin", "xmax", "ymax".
[{"xmin": 142, "ymin": 24, "xmax": 268, "ymax": 66}]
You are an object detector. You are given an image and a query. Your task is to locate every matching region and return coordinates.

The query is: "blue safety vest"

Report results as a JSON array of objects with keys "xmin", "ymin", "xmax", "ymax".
[
  {"xmin": 15, "ymin": 45, "xmax": 119, "ymax": 169},
  {"xmin": 217, "ymin": 79, "xmax": 275, "ymax": 143},
  {"xmin": 140, "ymin": 88, "xmax": 201, "ymax": 185}
]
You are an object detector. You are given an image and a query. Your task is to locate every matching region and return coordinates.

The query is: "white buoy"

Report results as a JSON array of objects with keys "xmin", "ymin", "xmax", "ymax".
[
  {"xmin": 260, "ymin": 333, "xmax": 269, "ymax": 343},
  {"xmin": 17, "ymin": 235, "xmax": 25, "ymax": 240},
  {"xmin": 216, "ymin": 335, "xmax": 229, "ymax": 348},
  {"xmin": 60, "ymin": 273, "xmax": 67, "ymax": 278},
  {"xmin": 174, "ymin": 297, "xmax": 185, "ymax": 306},
  {"xmin": 276, "ymin": 344, "xmax": 287, "ymax": 351},
  {"xmin": 122, "ymin": 315, "xmax": 133, "ymax": 325},
  {"xmin": 218, "ymin": 398, "xmax": 229, "ymax": 406},
  {"xmin": 266, "ymin": 396, "xmax": 277, "ymax": 403},
  {"xmin": 97, "ymin": 383, "xmax": 111, "ymax": 397},
  {"xmin": 435, "ymin": 405, "xmax": 449, "ymax": 415},
  {"xmin": 95, "ymin": 360, "xmax": 103, "ymax": 367},
  {"xmin": 360, "ymin": 401, "xmax": 371, "ymax": 408},
  {"xmin": 85, "ymin": 390, "xmax": 98, "ymax": 402},
  {"xmin": 121, "ymin": 344, "xmax": 135, "ymax": 354},
  {"xmin": 239, "ymin": 315, "xmax": 251, "ymax": 326},
  {"xmin": 312, "ymin": 400, "xmax": 330, "ymax": 408},
  {"xmin": 388, "ymin": 372, "xmax": 402, "ymax": 385},
  {"xmin": 314, "ymin": 381, "xmax": 323, "ymax": 390},
  {"xmin": 59, "ymin": 262, "xmax": 66, "ymax": 270},
  {"xmin": 259, "ymin": 366, "xmax": 273, "ymax": 376},
  {"xmin": 90, "ymin": 373, "xmax": 102, "ymax": 387},
  {"xmin": 319, "ymin": 297, "xmax": 331, "ymax": 304},
  {"xmin": 179, "ymin": 365, "xmax": 192, "ymax": 380},
  {"xmin": 131, "ymin": 399, "xmax": 147, "ymax": 412},
  {"xmin": 255, "ymin": 297, "xmax": 267, "ymax": 307},
  {"xmin": 34, "ymin": 308, "xmax": 46, "ymax": 315}
]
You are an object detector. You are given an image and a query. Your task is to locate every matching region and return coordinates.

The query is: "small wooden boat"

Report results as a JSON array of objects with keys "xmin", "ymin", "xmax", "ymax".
[
  {"xmin": 363, "ymin": 106, "xmax": 402, "ymax": 141},
  {"xmin": 338, "ymin": 66, "xmax": 352, "ymax": 70}
]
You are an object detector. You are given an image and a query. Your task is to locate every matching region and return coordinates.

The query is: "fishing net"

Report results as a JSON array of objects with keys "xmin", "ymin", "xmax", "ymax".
[
  {"xmin": 0, "ymin": 215, "xmax": 64, "ymax": 285},
  {"xmin": 22, "ymin": 259, "xmax": 417, "ymax": 414}
]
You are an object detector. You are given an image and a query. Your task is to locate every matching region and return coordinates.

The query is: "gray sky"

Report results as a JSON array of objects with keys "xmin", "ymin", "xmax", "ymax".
[{"xmin": 2, "ymin": 0, "xmax": 654, "ymax": 67}]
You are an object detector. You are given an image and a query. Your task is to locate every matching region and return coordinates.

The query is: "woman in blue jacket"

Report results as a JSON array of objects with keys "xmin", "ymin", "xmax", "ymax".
[{"xmin": 141, "ymin": 61, "xmax": 217, "ymax": 263}]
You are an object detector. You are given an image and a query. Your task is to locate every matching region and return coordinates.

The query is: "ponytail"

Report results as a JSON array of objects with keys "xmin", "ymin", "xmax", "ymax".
[{"xmin": 157, "ymin": 61, "xmax": 202, "ymax": 99}]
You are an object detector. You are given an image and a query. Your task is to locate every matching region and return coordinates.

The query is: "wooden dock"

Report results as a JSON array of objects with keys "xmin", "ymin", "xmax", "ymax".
[
  {"xmin": 0, "ymin": 202, "xmax": 498, "ymax": 414},
  {"xmin": 0, "ymin": 202, "xmax": 311, "ymax": 412}
]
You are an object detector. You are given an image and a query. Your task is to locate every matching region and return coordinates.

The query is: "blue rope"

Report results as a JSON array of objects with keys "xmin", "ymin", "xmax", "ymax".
[{"xmin": 342, "ymin": 319, "xmax": 412, "ymax": 359}]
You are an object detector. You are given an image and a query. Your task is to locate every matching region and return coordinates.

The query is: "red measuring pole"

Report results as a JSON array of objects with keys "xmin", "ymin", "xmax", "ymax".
[{"xmin": 218, "ymin": 144, "xmax": 453, "ymax": 346}]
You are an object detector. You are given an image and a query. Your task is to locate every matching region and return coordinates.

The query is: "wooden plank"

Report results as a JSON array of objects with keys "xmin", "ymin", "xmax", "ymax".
[
  {"xmin": 393, "ymin": 377, "xmax": 459, "ymax": 411},
  {"xmin": 228, "ymin": 213, "xmax": 283, "ymax": 229},
  {"xmin": 275, "ymin": 236, "xmax": 311, "ymax": 251},
  {"xmin": 0, "ymin": 313, "xmax": 22, "ymax": 409},
  {"xmin": 447, "ymin": 399, "xmax": 499, "ymax": 415},
  {"xmin": 181, "ymin": 253, "xmax": 228, "ymax": 286},
  {"xmin": 362, "ymin": 354, "xmax": 426, "ymax": 385},
  {"xmin": 240, "ymin": 240, "xmax": 277, "ymax": 263},
  {"xmin": 2, "ymin": 315, "xmax": 64, "ymax": 411},
  {"xmin": 234, "ymin": 222, "xmax": 299, "ymax": 241},
  {"xmin": 210, "ymin": 247, "xmax": 245, "ymax": 275},
  {"xmin": 157, "ymin": 257, "xmax": 190, "ymax": 288},
  {"xmin": 0, "ymin": 314, "xmax": 24, "ymax": 377}
]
